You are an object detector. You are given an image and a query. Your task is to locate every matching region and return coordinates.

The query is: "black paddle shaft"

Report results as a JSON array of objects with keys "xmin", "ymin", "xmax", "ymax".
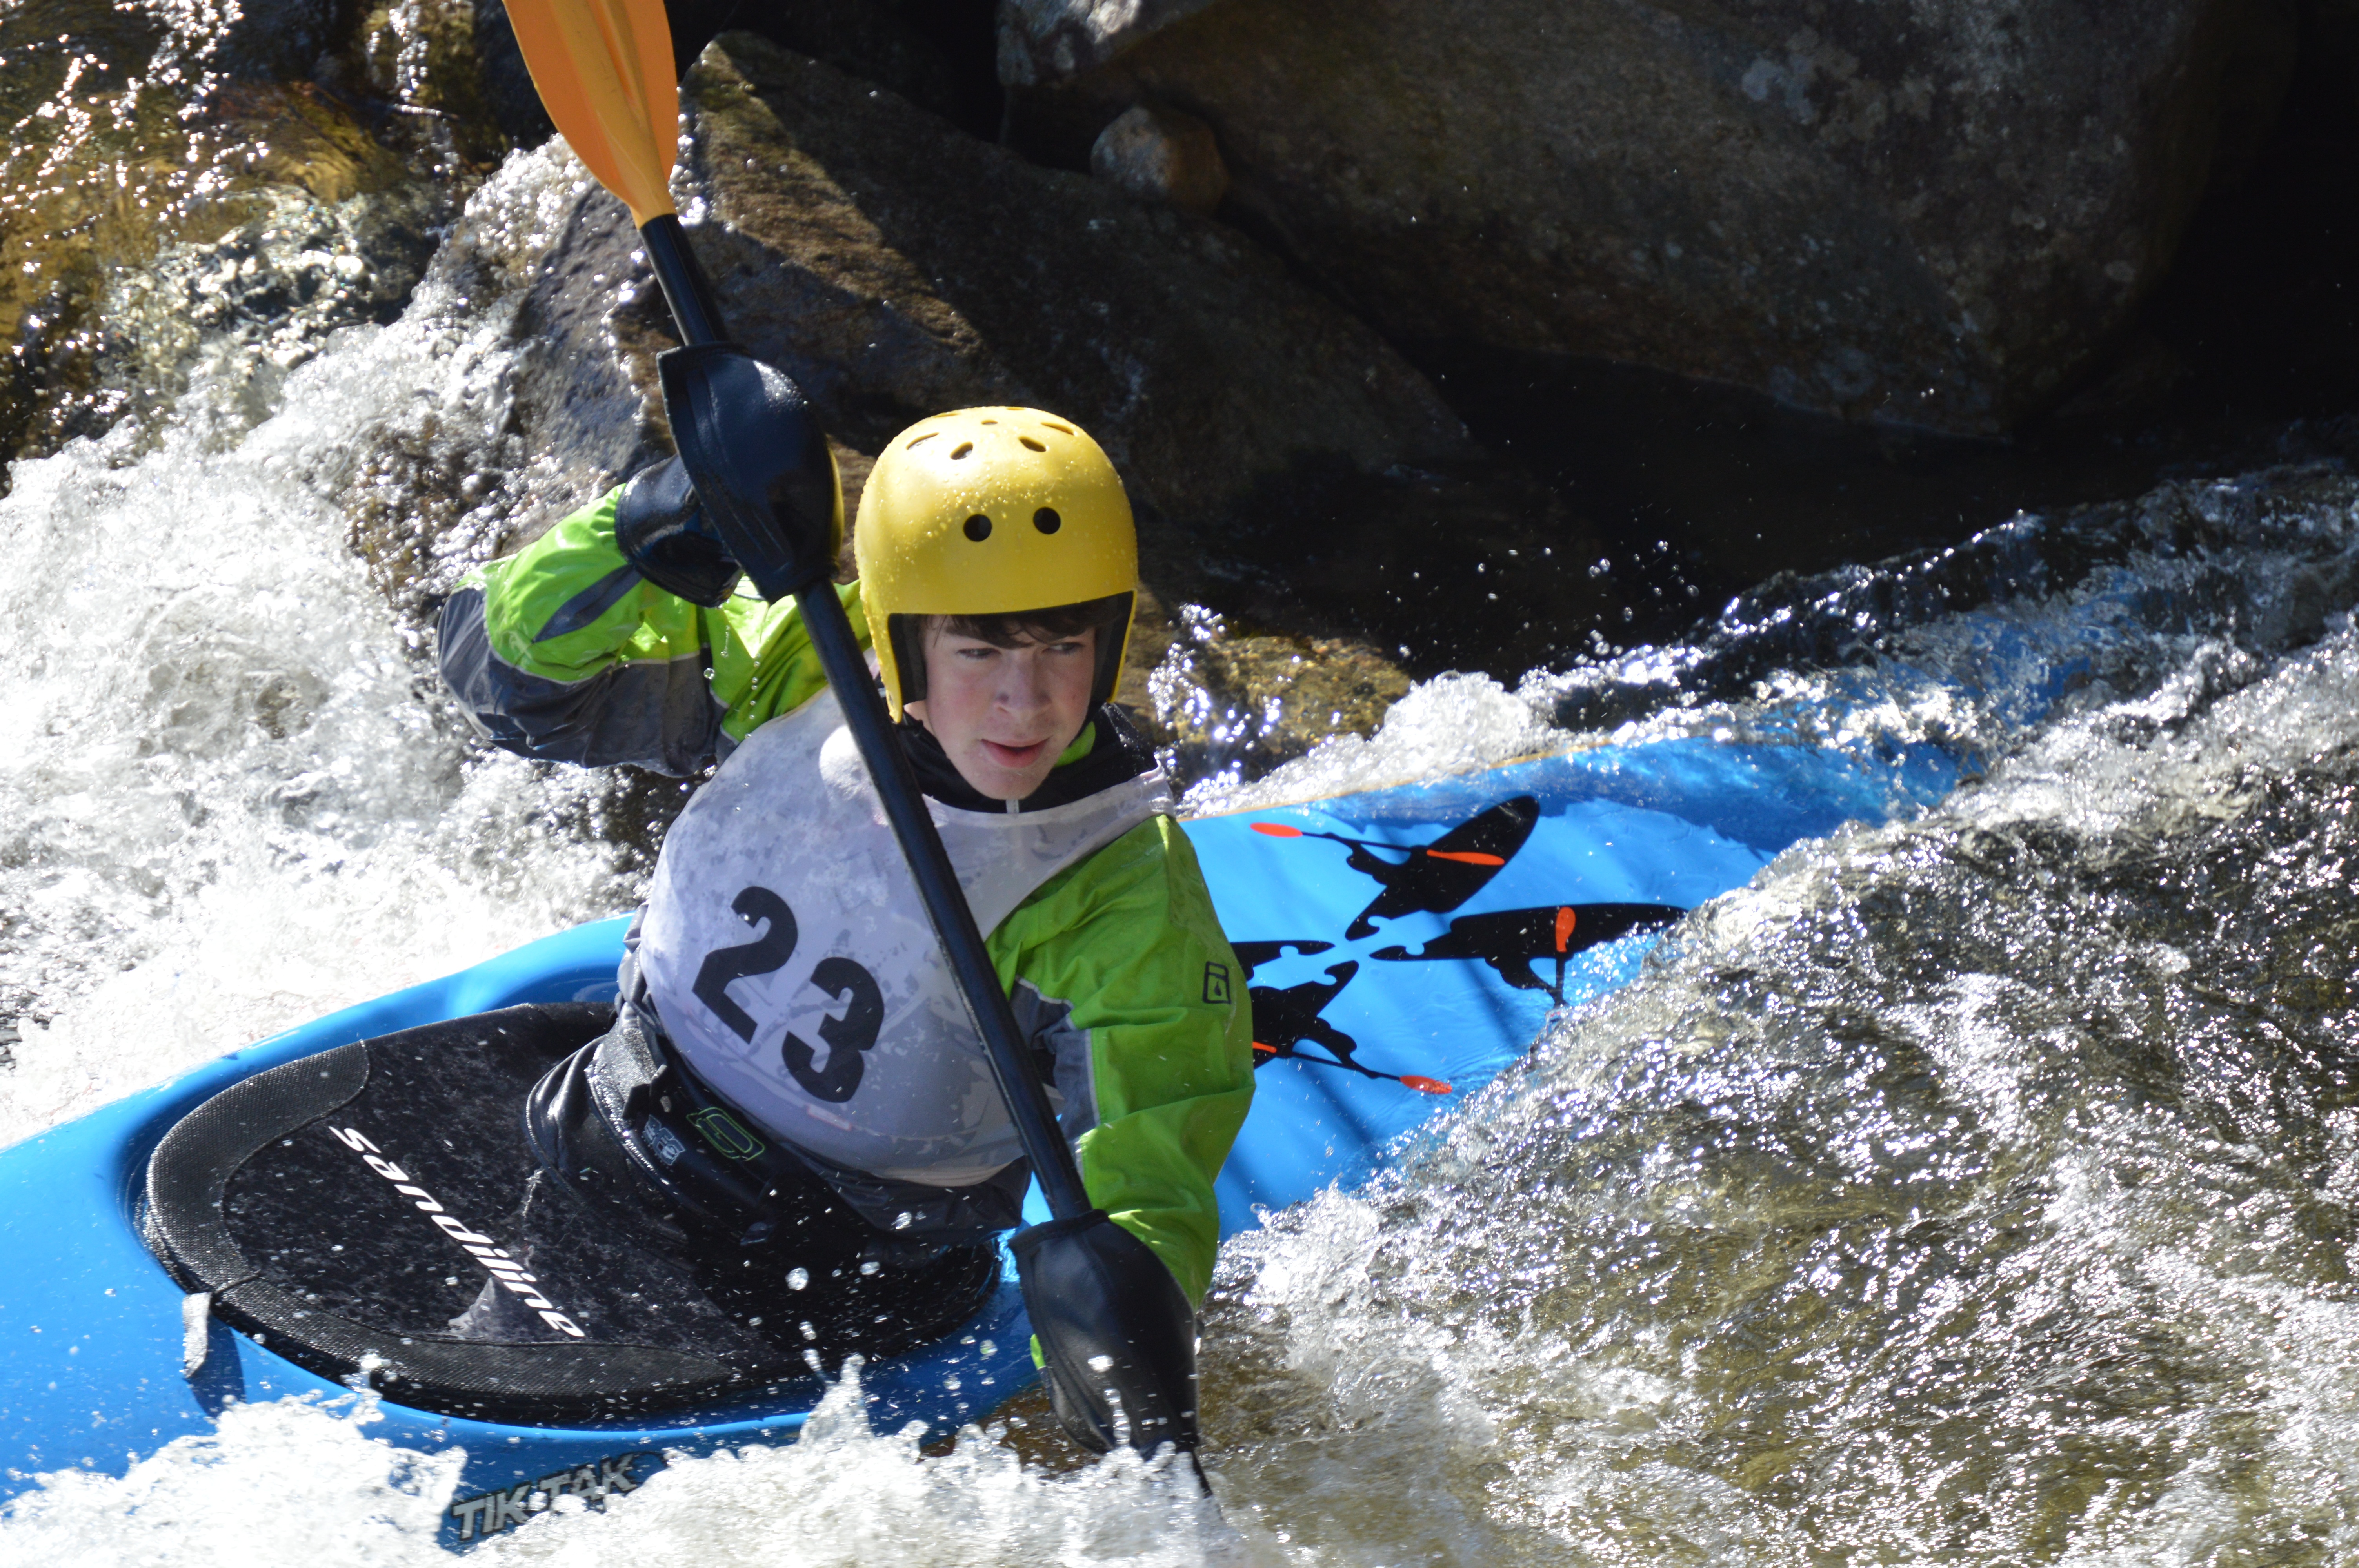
[
  {"xmin": 638, "ymin": 215, "xmax": 1094, "ymax": 1223},
  {"xmin": 641, "ymin": 214, "xmax": 723, "ymax": 348}
]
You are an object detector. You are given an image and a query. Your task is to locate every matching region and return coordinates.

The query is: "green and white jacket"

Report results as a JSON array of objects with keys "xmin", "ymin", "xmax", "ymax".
[{"xmin": 440, "ymin": 490, "xmax": 1253, "ymax": 1305}]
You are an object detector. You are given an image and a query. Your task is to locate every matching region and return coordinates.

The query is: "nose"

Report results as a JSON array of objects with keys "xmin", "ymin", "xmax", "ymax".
[{"xmin": 994, "ymin": 648, "xmax": 1054, "ymax": 718}]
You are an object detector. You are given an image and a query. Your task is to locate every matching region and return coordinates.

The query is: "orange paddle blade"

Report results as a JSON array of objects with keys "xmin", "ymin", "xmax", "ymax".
[
  {"xmin": 1250, "ymin": 822, "xmax": 1305, "ymax": 837},
  {"xmin": 503, "ymin": 0, "xmax": 680, "ymax": 226},
  {"xmin": 1425, "ymin": 850, "xmax": 1504, "ymax": 866},
  {"xmin": 1398, "ymin": 1075, "xmax": 1453, "ymax": 1095}
]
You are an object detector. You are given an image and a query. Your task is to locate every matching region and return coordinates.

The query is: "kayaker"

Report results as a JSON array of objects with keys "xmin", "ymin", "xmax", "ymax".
[{"xmin": 437, "ymin": 408, "xmax": 1253, "ymax": 1448}]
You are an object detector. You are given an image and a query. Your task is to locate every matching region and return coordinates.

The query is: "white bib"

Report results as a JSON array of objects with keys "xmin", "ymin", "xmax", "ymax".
[{"xmin": 636, "ymin": 690, "xmax": 1170, "ymax": 1185}]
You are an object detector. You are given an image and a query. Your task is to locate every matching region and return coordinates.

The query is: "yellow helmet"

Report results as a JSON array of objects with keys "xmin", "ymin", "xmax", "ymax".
[{"xmin": 856, "ymin": 407, "xmax": 1139, "ymax": 719}]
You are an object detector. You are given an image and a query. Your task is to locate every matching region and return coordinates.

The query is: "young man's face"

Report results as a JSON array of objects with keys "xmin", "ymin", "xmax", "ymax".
[{"xmin": 905, "ymin": 624, "xmax": 1097, "ymax": 801}]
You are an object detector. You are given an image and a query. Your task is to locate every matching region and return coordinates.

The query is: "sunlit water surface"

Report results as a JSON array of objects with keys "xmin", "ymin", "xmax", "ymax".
[{"xmin": 6, "ymin": 138, "xmax": 2359, "ymax": 1564}]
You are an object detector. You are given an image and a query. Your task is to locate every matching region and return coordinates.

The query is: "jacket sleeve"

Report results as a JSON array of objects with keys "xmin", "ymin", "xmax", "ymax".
[
  {"xmin": 437, "ymin": 486, "xmax": 869, "ymax": 774},
  {"xmin": 994, "ymin": 817, "xmax": 1256, "ymax": 1306}
]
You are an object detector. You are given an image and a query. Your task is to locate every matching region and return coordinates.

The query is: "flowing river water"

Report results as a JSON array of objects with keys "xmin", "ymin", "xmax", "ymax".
[{"xmin": 9, "ymin": 95, "xmax": 2359, "ymax": 1568}]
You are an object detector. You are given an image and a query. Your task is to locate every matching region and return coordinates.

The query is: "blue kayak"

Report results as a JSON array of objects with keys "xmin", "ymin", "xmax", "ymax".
[{"xmin": 0, "ymin": 734, "xmax": 1953, "ymax": 1544}]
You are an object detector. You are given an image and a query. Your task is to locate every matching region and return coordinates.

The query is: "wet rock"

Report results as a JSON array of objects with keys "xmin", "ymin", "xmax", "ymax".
[
  {"xmin": 213, "ymin": 0, "xmax": 358, "ymax": 81},
  {"xmin": 997, "ymin": 0, "xmax": 1221, "ymax": 87},
  {"xmin": 1140, "ymin": 603, "xmax": 1413, "ymax": 786},
  {"xmin": 441, "ymin": 188, "xmax": 669, "ymax": 543},
  {"xmin": 0, "ymin": 0, "xmax": 513, "ymax": 488},
  {"xmin": 1181, "ymin": 455, "xmax": 1621, "ymax": 689},
  {"xmin": 1090, "ymin": 102, "xmax": 1226, "ymax": 215},
  {"xmin": 483, "ymin": 31, "xmax": 1474, "ymax": 591},
  {"xmin": 324, "ymin": 0, "xmax": 538, "ymax": 172},
  {"xmin": 2320, "ymin": 0, "xmax": 2359, "ymax": 116},
  {"xmin": 4, "ymin": 75, "xmax": 448, "ymax": 470},
  {"xmin": 1009, "ymin": 0, "xmax": 2299, "ymax": 435},
  {"xmin": 463, "ymin": 0, "xmax": 558, "ymax": 147}
]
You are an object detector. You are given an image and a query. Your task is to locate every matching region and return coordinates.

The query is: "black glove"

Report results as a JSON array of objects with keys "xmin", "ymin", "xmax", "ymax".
[
  {"xmin": 1010, "ymin": 1210, "xmax": 1201, "ymax": 1459},
  {"xmin": 613, "ymin": 455, "xmax": 741, "ymax": 608},
  {"xmin": 658, "ymin": 343, "xmax": 842, "ymax": 603}
]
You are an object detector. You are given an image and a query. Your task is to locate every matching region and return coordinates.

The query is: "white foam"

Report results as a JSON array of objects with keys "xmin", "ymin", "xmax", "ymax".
[
  {"xmin": 1182, "ymin": 673, "xmax": 1561, "ymax": 817},
  {"xmin": 0, "ymin": 1395, "xmax": 462, "ymax": 1562},
  {"xmin": 0, "ymin": 1373, "xmax": 1273, "ymax": 1568},
  {"xmin": 0, "ymin": 150, "xmax": 638, "ymax": 1149}
]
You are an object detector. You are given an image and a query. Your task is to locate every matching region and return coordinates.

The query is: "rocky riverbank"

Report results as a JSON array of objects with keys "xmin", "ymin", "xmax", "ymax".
[{"xmin": 3, "ymin": 0, "xmax": 2355, "ymax": 789}]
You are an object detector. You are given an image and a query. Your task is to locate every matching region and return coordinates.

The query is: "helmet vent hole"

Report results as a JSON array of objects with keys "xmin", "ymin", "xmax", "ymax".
[
  {"xmin": 906, "ymin": 432, "xmax": 939, "ymax": 448},
  {"xmin": 1033, "ymin": 507, "xmax": 1061, "ymax": 534},
  {"xmin": 1019, "ymin": 436, "xmax": 1046, "ymax": 452},
  {"xmin": 1042, "ymin": 421, "xmax": 1074, "ymax": 435},
  {"xmin": 964, "ymin": 514, "xmax": 993, "ymax": 541},
  {"xmin": 980, "ymin": 418, "xmax": 998, "ymax": 425},
  {"xmin": 951, "ymin": 442, "xmax": 974, "ymax": 459}
]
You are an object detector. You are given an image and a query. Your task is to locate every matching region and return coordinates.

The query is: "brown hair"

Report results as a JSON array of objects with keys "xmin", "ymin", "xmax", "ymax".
[
  {"xmin": 921, "ymin": 593, "xmax": 1131, "ymax": 649},
  {"xmin": 889, "ymin": 592, "xmax": 1134, "ymax": 711}
]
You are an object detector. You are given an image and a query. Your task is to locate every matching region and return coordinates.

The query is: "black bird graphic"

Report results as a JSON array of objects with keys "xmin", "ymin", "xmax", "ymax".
[
  {"xmin": 1232, "ymin": 945, "xmax": 1450, "ymax": 1094},
  {"xmin": 1371, "ymin": 902, "xmax": 1683, "ymax": 1004},
  {"xmin": 1252, "ymin": 795, "xmax": 1541, "ymax": 938},
  {"xmin": 1230, "ymin": 939, "xmax": 1337, "ymax": 976}
]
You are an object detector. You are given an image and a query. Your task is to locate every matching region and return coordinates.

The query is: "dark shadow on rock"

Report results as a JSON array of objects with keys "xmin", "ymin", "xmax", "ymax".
[
  {"xmin": 467, "ymin": 0, "xmax": 557, "ymax": 147},
  {"xmin": 660, "ymin": 0, "xmax": 1000, "ymax": 138}
]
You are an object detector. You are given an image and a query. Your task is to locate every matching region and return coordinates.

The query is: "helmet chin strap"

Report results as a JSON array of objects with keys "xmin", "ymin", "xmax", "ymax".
[
  {"xmin": 1090, "ymin": 593, "xmax": 1133, "ymax": 707},
  {"xmin": 886, "ymin": 615, "xmax": 932, "ymax": 711}
]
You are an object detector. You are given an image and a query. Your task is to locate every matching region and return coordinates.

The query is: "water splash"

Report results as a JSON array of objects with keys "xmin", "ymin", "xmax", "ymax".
[
  {"xmin": 1200, "ymin": 564, "xmax": 2359, "ymax": 1563},
  {"xmin": 0, "ymin": 1394, "xmax": 462, "ymax": 1561},
  {"xmin": 0, "ymin": 1367, "xmax": 1255, "ymax": 1567},
  {"xmin": 0, "ymin": 149, "xmax": 642, "ymax": 1147},
  {"xmin": 474, "ymin": 1368, "xmax": 1243, "ymax": 1567},
  {"xmin": 0, "ymin": 0, "xmax": 480, "ymax": 476},
  {"xmin": 1183, "ymin": 670, "xmax": 1563, "ymax": 816}
]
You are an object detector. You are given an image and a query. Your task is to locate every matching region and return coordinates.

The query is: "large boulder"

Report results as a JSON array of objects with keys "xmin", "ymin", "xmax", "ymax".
[
  {"xmin": 490, "ymin": 31, "xmax": 1478, "ymax": 583},
  {"xmin": 1004, "ymin": 0, "xmax": 2297, "ymax": 435}
]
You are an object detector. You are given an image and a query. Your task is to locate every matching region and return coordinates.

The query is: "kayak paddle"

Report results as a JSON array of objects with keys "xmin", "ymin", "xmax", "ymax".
[{"xmin": 498, "ymin": 0, "xmax": 1203, "ymax": 1466}]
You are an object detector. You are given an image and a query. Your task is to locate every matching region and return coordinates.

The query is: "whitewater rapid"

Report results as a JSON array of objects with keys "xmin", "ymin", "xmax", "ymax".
[
  {"xmin": 8, "ymin": 137, "xmax": 2359, "ymax": 1563},
  {"xmin": 0, "ymin": 149, "xmax": 634, "ymax": 1152}
]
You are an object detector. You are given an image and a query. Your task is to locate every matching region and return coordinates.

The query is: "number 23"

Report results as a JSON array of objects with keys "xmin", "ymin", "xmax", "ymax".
[{"xmin": 691, "ymin": 886, "xmax": 884, "ymax": 1103}]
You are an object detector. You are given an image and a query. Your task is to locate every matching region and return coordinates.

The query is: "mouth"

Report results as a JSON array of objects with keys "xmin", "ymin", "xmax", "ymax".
[{"xmin": 979, "ymin": 738, "xmax": 1051, "ymax": 770}]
